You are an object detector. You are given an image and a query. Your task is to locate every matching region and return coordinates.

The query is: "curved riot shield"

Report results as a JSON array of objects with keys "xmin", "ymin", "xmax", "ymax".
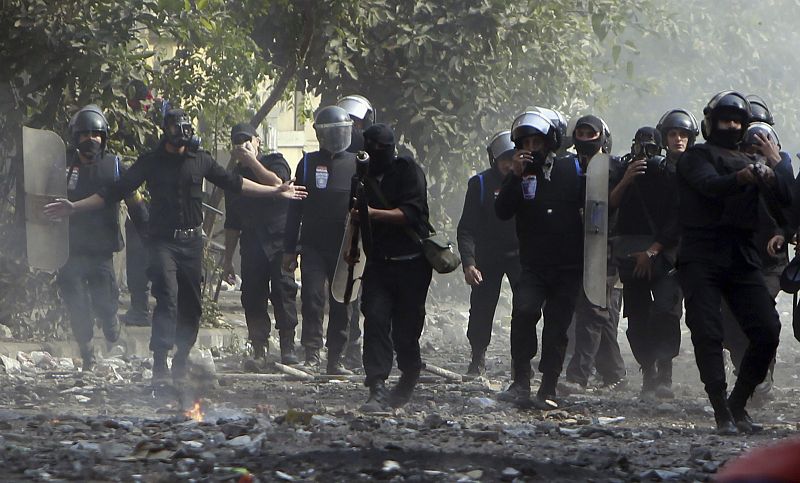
[
  {"xmin": 331, "ymin": 212, "xmax": 365, "ymax": 304},
  {"xmin": 23, "ymin": 126, "xmax": 68, "ymax": 272},
  {"xmin": 583, "ymin": 153, "xmax": 609, "ymax": 308}
]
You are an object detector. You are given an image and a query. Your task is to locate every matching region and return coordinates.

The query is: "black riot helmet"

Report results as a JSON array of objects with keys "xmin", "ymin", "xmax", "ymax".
[
  {"xmin": 528, "ymin": 106, "xmax": 567, "ymax": 151},
  {"xmin": 742, "ymin": 122, "xmax": 781, "ymax": 149},
  {"xmin": 746, "ymin": 94, "xmax": 774, "ymax": 125},
  {"xmin": 510, "ymin": 111, "xmax": 560, "ymax": 152},
  {"xmin": 69, "ymin": 104, "xmax": 109, "ymax": 150},
  {"xmin": 162, "ymin": 108, "xmax": 201, "ymax": 152},
  {"xmin": 656, "ymin": 109, "xmax": 700, "ymax": 148},
  {"xmin": 701, "ymin": 90, "xmax": 751, "ymax": 148},
  {"xmin": 314, "ymin": 105, "xmax": 353, "ymax": 154},
  {"xmin": 486, "ymin": 130, "xmax": 515, "ymax": 168},
  {"xmin": 336, "ymin": 95, "xmax": 375, "ymax": 127}
]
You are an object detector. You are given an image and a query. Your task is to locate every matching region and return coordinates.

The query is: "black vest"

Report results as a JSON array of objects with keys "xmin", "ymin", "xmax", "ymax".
[
  {"xmin": 298, "ymin": 150, "xmax": 356, "ymax": 248},
  {"xmin": 471, "ymin": 168, "xmax": 519, "ymax": 259},
  {"xmin": 67, "ymin": 152, "xmax": 123, "ymax": 255}
]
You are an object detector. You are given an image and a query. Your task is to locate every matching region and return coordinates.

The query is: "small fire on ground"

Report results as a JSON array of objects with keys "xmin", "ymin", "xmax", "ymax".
[{"xmin": 185, "ymin": 400, "xmax": 205, "ymax": 422}]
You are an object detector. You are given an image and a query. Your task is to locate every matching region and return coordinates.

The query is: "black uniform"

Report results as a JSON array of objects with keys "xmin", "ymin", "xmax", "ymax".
[
  {"xmin": 565, "ymin": 154, "xmax": 627, "ymax": 387},
  {"xmin": 58, "ymin": 152, "xmax": 124, "ymax": 359},
  {"xmin": 284, "ymin": 150, "xmax": 356, "ymax": 362},
  {"xmin": 613, "ymin": 157, "xmax": 682, "ymax": 387},
  {"xmin": 677, "ymin": 143, "xmax": 790, "ymax": 407},
  {"xmin": 495, "ymin": 155, "xmax": 584, "ymax": 397},
  {"xmin": 224, "ymin": 153, "xmax": 298, "ymax": 347},
  {"xmin": 99, "ymin": 141, "xmax": 244, "ymax": 358},
  {"xmin": 457, "ymin": 167, "xmax": 520, "ymax": 353},
  {"xmin": 123, "ymin": 199, "xmax": 151, "ymax": 325},
  {"xmin": 721, "ymin": 152, "xmax": 793, "ymax": 378},
  {"xmin": 361, "ymin": 156, "xmax": 432, "ymax": 386}
]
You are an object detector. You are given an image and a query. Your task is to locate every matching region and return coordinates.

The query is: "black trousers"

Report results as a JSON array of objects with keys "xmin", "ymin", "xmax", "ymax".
[
  {"xmin": 678, "ymin": 262, "xmax": 781, "ymax": 396},
  {"xmin": 147, "ymin": 236, "xmax": 203, "ymax": 354},
  {"xmin": 299, "ymin": 244, "xmax": 352, "ymax": 355},
  {"xmin": 125, "ymin": 223, "xmax": 150, "ymax": 313},
  {"xmin": 566, "ymin": 276, "xmax": 626, "ymax": 385},
  {"xmin": 510, "ymin": 265, "xmax": 581, "ymax": 392},
  {"xmin": 240, "ymin": 242, "xmax": 298, "ymax": 344},
  {"xmin": 346, "ymin": 289, "xmax": 363, "ymax": 354},
  {"xmin": 721, "ymin": 262, "xmax": 784, "ymax": 372},
  {"xmin": 57, "ymin": 253, "xmax": 119, "ymax": 347},
  {"xmin": 466, "ymin": 255, "xmax": 521, "ymax": 351},
  {"xmin": 623, "ymin": 273, "xmax": 683, "ymax": 370},
  {"xmin": 362, "ymin": 258, "xmax": 432, "ymax": 386}
]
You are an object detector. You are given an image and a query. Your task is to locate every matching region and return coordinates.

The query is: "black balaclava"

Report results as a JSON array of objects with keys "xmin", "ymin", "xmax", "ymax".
[
  {"xmin": 363, "ymin": 123, "xmax": 396, "ymax": 176},
  {"xmin": 77, "ymin": 138, "xmax": 102, "ymax": 159},
  {"xmin": 708, "ymin": 107, "xmax": 746, "ymax": 150},
  {"xmin": 573, "ymin": 115, "xmax": 605, "ymax": 157}
]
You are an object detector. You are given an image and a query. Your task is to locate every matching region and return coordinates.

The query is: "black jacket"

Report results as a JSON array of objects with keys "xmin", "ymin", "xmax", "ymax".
[
  {"xmin": 100, "ymin": 141, "xmax": 243, "ymax": 239},
  {"xmin": 67, "ymin": 151, "xmax": 124, "ymax": 255},
  {"xmin": 495, "ymin": 155, "xmax": 584, "ymax": 268},
  {"xmin": 677, "ymin": 143, "xmax": 793, "ymax": 269},
  {"xmin": 364, "ymin": 156, "xmax": 430, "ymax": 261},
  {"xmin": 457, "ymin": 167, "xmax": 519, "ymax": 268},
  {"xmin": 225, "ymin": 153, "xmax": 291, "ymax": 259}
]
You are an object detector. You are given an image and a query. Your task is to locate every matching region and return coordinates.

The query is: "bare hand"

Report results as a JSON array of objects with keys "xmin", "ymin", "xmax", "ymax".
[
  {"xmin": 343, "ymin": 247, "xmax": 361, "ymax": 266},
  {"xmin": 222, "ymin": 260, "xmax": 236, "ymax": 284},
  {"xmin": 282, "ymin": 253, "xmax": 298, "ymax": 273},
  {"xmin": 621, "ymin": 159, "xmax": 647, "ymax": 185},
  {"xmin": 232, "ymin": 143, "xmax": 258, "ymax": 166},
  {"xmin": 755, "ymin": 132, "xmax": 781, "ymax": 167},
  {"xmin": 736, "ymin": 165, "xmax": 758, "ymax": 185},
  {"xmin": 767, "ymin": 234, "xmax": 785, "ymax": 257},
  {"xmin": 43, "ymin": 198, "xmax": 74, "ymax": 220},
  {"xmin": 464, "ymin": 265, "xmax": 483, "ymax": 286},
  {"xmin": 511, "ymin": 150, "xmax": 533, "ymax": 177},
  {"xmin": 758, "ymin": 164, "xmax": 776, "ymax": 185},
  {"xmin": 630, "ymin": 252, "xmax": 653, "ymax": 280},
  {"xmin": 278, "ymin": 180, "xmax": 308, "ymax": 200}
]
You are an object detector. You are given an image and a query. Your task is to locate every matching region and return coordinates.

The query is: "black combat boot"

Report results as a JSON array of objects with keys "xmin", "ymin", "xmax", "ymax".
[
  {"xmin": 466, "ymin": 348, "xmax": 486, "ymax": 376},
  {"xmin": 343, "ymin": 343, "xmax": 362, "ymax": 370},
  {"xmin": 279, "ymin": 330, "xmax": 299, "ymax": 365},
  {"xmin": 654, "ymin": 359, "xmax": 675, "ymax": 399},
  {"xmin": 708, "ymin": 389, "xmax": 737, "ymax": 435},
  {"xmin": 326, "ymin": 351, "xmax": 354, "ymax": 376},
  {"xmin": 640, "ymin": 363, "xmax": 658, "ymax": 401},
  {"xmin": 527, "ymin": 374, "xmax": 558, "ymax": 410},
  {"xmin": 304, "ymin": 348, "xmax": 321, "ymax": 369},
  {"xmin": 497, "ymin": 363, "xmax": 532, "ymax": 405},
  {"xmin": 152, "ymin": 351, "xmax": 169, "ymax": 385},
  {"xmin": 124, "ymin": 292, "xmax": 150, "ymax": 326},
  {"xmin": 102, "ymin": 314, "xmax": 121, "ymax": 344},
  {"xmin": 172, "ymin": 347, "xmax": 190, "ymax": 385},
  {"xmin": 360, "ymin": 381, "xmax": 391, "ymax": 413},
  {"xmin": 728, "ymin": 383, "xmax": 763, "ymax": 434},
  {"xmin": 79, "ymin": 343, "xmax": 96, "ymax": 373},
  {"xmin": 390, "ymin": 369, "xmax": 421, "ymax": 408}
]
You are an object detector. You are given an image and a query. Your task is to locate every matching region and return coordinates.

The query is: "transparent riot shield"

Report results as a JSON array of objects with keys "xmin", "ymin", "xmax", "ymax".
[
  {"xmin": 331, "ymin": 213, "xmax": 365, "ymax": 304},
  {"xmin": 583, "ymin": 153, "xmax": 609, "ymax": 308},
  {"xmin": 23, "ymin": 126, "xmax": 68, "ymax": 272}
]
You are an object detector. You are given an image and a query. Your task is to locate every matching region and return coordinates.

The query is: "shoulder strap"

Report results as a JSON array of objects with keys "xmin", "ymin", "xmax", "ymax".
[
  {"xmin": 365, "ymin": 176, "xmax": 433, "ymax": 244},
  {"xmin": 302, "ymin": 152, "xmax": 308, "ymax": 185},
  {"xmin": 478, "ymin": 174, "xmax": 485, "ymax": 204}
]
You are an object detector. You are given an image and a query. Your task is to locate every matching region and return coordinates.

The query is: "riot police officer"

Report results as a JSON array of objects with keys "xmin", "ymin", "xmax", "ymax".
[
  {"xmin": 223, "ymin": 122, "xmax": 300, "ymax": 365},
  {"xmin": 358, "ymin": 124, "xmax": 433, "ymax": 412},
  {"xmin": 494, "ymin": 111, "xmax": 584, "ymax": 409},
  {"xmin": 562, "ymin": 115, "xmax": 627, "ymax": 394},
  {"xmin": 677, "ymin": 91, "xmax": 791, "ymax": 434},
  {"xmin": 45, "ymin": 107, "xmax": 306, "ymax": 386},
  {"xmin": 57, "ymin": 105, "xmax": 130, "ymax": 370},
  {"xmin": 337, "ymin": 94, "xmax": 376, "ymax": 369},
  {"xmin": 610, "ymin": 126, "xmax": 682, "ymax": 400},
  {"xmin": 457, "ymin": 131, "xmax": 520, "ymax": 376},
  {"xmin": 282, "ymin": 106, "xmax": 358, "ymax": 375},
  {"xmin": 721, "ymin": 119, "xmax": 791, "ymax": 406}
]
